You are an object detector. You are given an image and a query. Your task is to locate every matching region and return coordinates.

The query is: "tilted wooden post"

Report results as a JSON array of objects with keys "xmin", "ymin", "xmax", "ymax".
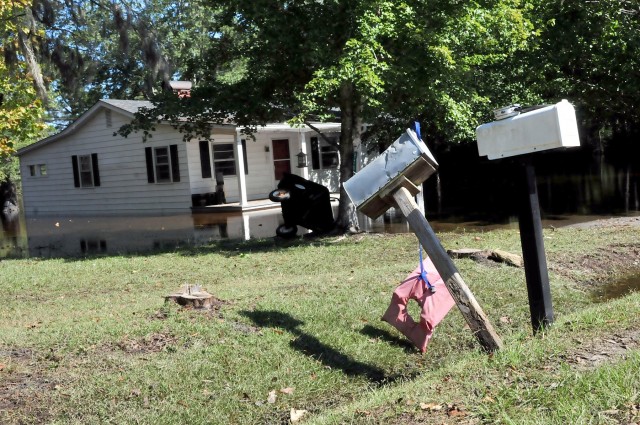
[
  {"xmin": 344, "ymin": 129, "xmax": 503, "ymax": 352},
  {"xmin": 393, "ymin": 185, "xmax": 503, "ymax": 352}
]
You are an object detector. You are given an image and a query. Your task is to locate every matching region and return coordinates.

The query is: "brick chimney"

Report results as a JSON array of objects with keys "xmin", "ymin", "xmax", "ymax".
[{"xmin": 169, "ymin": 81, "xmax": 192, "ymax": 98}]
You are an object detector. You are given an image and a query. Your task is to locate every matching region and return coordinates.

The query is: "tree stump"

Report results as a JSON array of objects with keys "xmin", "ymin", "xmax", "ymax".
[{"xmin": 165, "ymin": 285, "xmax": 217, "ymax": 309}]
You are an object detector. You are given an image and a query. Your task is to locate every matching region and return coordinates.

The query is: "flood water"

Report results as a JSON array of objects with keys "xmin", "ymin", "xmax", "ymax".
[
  {"xmin": 2, "ymin": 205, "xmax": 638, "ymax": 259},
  {"xmin": 1, "ymin": 147, "xmax": 638, "ymax": 259},
  {"xmin": 592, "ymin": 273, "xmax": 640, "ymax": 301}
]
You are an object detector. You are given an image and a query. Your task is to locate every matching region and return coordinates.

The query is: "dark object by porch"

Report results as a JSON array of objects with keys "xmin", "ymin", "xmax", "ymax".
[
  {"xmin": 269, "ymin": 173, "xmax": 335, "ymax": 238},
  {"xmin": 1, "ymin": 179, "xmax": 19, "ymax": 223},
  {"xmin": 191, "ymin": 172, "xmax": 227, "ymax": 207}
]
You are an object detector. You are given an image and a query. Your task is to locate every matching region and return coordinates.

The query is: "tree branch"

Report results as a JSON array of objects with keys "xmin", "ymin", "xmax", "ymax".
[{"xmin": 304, "ymin": 121, "xmax": 338, "ymax": 147}]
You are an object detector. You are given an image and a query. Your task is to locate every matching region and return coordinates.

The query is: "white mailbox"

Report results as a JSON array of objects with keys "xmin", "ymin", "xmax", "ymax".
[{"xmin": 476, "ymin": 99, "xmax": 580, "ymax": 160}]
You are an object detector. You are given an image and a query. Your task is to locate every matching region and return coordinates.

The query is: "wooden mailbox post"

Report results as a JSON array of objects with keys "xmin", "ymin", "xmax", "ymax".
[
  {"xmin": 476, "ymin": 99, "xmax": 581, "ymax": 332},
  {"xmin": 344, "ymin": 129, "xmax": 503, "ymax": 352}
]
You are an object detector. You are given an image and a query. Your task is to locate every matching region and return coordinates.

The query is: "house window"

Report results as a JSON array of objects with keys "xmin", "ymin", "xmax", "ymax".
[
  {"xmin": 213, "ymin": 143, "xmax": 236, "ymax": 176},
  {"xmin": 28, "ymin": 164, "xmax": 47, "ymax": 177},
  {"xmin": 72, "ymin": 154, "xmax": 101, "ymax": 187},
  {"xmin": 310, "ymin": 137, "xmax": 339, "ymax": 170},
  {"xmin": 154, "ymin": 147, "xmax": 172, "ymax": 182},
  {"xmin": 80, "ymin": 239, "xmax": 107, "ymax": 254},
  {"xmin": 145, "ymin": 145, "xmax": 180, "ymax": 183},
  {"xmin": 199, "ymin": 141, "xmax": 248, "ymax": 179}
]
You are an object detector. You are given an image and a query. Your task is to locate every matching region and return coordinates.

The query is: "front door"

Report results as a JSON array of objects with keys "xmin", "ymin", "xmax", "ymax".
[{"xmin": 272, "ymin": 139, "xmax": 291, "ymax": 182}]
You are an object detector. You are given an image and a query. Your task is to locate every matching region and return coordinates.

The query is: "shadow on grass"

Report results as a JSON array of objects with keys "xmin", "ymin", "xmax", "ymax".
[
  {"xmin": 360, "ymin": 324, "xmax": 417, "ymax": 353},
  {"xmin": 241, "ymin": 309, "xmax": 397, "ymax": 385}
]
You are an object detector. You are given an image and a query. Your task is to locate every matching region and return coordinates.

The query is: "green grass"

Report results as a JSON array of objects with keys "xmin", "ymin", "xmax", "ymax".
[{"xmin": 1, "ymin": 226, "xmax": 639, "ymax": 424}]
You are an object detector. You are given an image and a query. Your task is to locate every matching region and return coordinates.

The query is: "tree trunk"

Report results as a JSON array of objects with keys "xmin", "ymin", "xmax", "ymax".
[
  {"xmin": 336, "ymin": 81, "xmax": 362, "ymax": 232},
  {"xmin": 17, "ymin": 9, "xmax": 48, "ymax": 104}
]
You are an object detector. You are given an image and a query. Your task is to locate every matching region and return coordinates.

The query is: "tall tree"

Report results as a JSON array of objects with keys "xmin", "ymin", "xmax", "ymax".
[
  {"xmin": 0, "ymin": 0, "xmax": 47, "ymax": 170},
  {"xmin": 525, "ymin": 0, "xmax": 640, "ymax": 152},
  {"xmin": 120, "ymin": 0, "xmax": 535, "ymax": 231}
]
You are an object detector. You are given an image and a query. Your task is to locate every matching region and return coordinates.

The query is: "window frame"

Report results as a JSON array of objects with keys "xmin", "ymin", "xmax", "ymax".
[
  {"xmin": 310, "ymin": 136, "xmax": 339, "ymax": 171},
  {"xmin": 145, "ymin": 145, "xmax": 180, "ymax": 184},
  {"xmin": 212, "ymin": 143, "xmax": 237, "ymax": 177},
  {"xmin": 71, "ymin": 154, "xmax": 100, "ymax": 188},
  {"xmin": 28, "ymin": 164, "xmax": 47, "ymax": 177}
]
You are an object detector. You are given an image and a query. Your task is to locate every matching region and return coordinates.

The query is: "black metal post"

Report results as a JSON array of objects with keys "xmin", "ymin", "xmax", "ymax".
[{"xmin": 518, "ymin": 159, "xmax": 554, "ymax": 332}]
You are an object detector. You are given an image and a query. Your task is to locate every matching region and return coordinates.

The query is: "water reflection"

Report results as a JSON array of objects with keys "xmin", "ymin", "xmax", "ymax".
[
  {"xmin": 18, "ymin": 209, "xmax": 292, "ymax": 258},
  {"xmin": 592, "ymin": 273, "xmax": 640, "ymax": 301},
  {"xmin": 1, "ymin": 206, "xmax": 638, "ymax": 259}
]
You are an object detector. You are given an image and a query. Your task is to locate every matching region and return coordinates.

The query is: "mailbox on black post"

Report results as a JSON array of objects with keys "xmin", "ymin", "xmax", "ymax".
[{"xmin": 476, "ymin": 99, "xmax": 581, "ymax": 333}]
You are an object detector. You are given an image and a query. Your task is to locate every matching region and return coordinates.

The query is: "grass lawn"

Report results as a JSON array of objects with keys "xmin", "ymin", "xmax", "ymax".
[{"xmin": 1, "ymin": 223, "xmax": 639, "ymax": 424}]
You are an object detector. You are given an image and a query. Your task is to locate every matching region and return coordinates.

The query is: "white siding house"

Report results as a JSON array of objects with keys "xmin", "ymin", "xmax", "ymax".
[{"xmin": 18, "ymin": 99, "xmax": 344, "ymax": 217}]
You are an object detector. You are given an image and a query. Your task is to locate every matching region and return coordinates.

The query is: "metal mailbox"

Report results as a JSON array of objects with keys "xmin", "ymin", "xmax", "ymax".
[
  {"xmin": 344, "ymin": 129, "xmax": 438, "ymax": 219},
  {"xmin": 476, "ymin": 99, "xmax": 580, "ymax": 160}
]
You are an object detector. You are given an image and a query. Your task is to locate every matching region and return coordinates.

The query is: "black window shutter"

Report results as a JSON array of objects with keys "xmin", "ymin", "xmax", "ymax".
[
  {"xmin": 91, "ymin": 153, "xmax": 100, "ymax": 187},
  {"xmin": 241, "ymin": 139, "xmax": 249, "ymax": 175},
  {"xmin": 145, "ymin": 147, "xmax": 155, "ymax": 183},
  {"xmin": 199, "ymin": 141, "xmax": 212, "ymax": 178},
  {"xmin": 71, "ymin": 155, "xmax": 80, "ymax": 187},
  {"xmin": 170, "ymin": 144, "xmax": 180, "ymax": 182}
]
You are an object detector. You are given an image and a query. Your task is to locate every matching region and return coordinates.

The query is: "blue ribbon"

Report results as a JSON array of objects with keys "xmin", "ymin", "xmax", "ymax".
[{"xmin": 419, "ymin": 244, "xmax": 435, "ymax": 293}]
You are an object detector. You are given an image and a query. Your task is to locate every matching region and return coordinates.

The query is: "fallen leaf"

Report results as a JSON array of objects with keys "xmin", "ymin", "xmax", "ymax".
[
  {"xmin": 290, "ymin": 408, "xmax": 308, "ymax": 423},
  {"xmin": 267, "ymin": 390, "xmax": 277, "ymax": 404},
  {"xmin": 405, "ymin": 399, "xmax": 416, "ymax": 406},
  {"xmin": 420, "ymin": 402, "xmax": 442, "ymax": 411},
  {"xmin": 447, "ymin": 406, "xmax": 466, "ymax": 417},
  {"xmin": 280, "ymin": 387, "xmax": 294, "ymax": 394},
  {"xmin": 499, "ymin": 316, "xmax": 512, "ymax": 324},
  {"xmin": 130, "ymin": 388, "xmax": 141, "ymax": 397},
  {"xmin": 0, "ymin": 363, "xmax": 5, "ymax": 371},
  {"xmin": 482, "ymin": 396, "xmax": 495, "ymax": 403}
]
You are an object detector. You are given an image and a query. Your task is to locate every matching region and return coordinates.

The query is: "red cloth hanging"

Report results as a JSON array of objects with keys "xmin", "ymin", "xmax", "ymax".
[{"xmin": 381, "ymin": 257, "xmax": 456, "ymax": 353}]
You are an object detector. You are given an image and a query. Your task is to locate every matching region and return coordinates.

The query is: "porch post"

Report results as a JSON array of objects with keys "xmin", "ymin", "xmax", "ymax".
[
  {"xmin": 235, "ymin": 135, "xmax": 248, "ymax": 206},
  {"xmin": 299, "ymin": 130, "xmax": 310, "ymax": 180}
]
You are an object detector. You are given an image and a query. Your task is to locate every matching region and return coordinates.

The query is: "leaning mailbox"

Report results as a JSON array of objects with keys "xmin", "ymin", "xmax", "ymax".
[
  {"xmin": 344, "ymin": 128, "xmax": 503, "ymax": 352},
  {"xmin": 476, "ymin": 99, "xmax": 580, "ymax": 159},
  {"xmin": 344, "ymin": 129, "xmax": 438, "ymax": 219},
  {"xmin": 475, "ymin": 99, "xmax": 581, "ymax": 333}
]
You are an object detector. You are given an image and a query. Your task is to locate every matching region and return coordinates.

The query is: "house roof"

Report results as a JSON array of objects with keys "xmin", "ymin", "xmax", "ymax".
[
  {"xmin": 17, "ymin": 99, "xmax": 237, "ymax": 156},
  {"xmin": 18, "ymin": 99, "xmax": 342, "ymax": 156},
  {"xmin": 100, "ymin": 99, "xmax": 154, "ymax": 114}
]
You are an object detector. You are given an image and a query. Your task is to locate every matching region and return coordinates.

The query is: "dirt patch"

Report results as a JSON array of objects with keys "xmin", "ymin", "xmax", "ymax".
[
  {"xmin": 564, "ymin": 215, "xmax": 640, "ymax": 229},
  {"xmin": 559, "ymin": 327, "xmax": 640, "ymax": 370},
  {"xmin": 114, "ymin": 332, "xmax": 178, "ymax": 354},
  {"xmin": 358, "ymin": 402, "xmax": 477, "ymax": 425},
  {"xmin": 549, "ymin": 243, "xmax": 640, "ymax": 285},
  {"xmin": 0, "ymin": 348, "xmax": 54, "ymax": 424}
]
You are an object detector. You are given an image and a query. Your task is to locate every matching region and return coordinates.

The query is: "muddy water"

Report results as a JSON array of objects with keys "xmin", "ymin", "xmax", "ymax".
[
  {"xmin": 3, "ymin": 204, "xmax": 637, "ymax": 259},
  {"xmin": 592, "ymin": 273, "xmax": 640, "ymax": 301}
]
